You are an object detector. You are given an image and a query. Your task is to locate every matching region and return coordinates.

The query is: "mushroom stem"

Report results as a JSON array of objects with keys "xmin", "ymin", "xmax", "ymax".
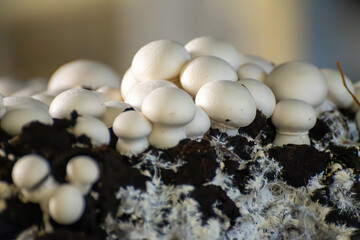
[
  {"xmin": 148, "ymin": 123, "xmax": 186, "ymax": 149},
  {"xmin": 210, "ymin": 120, "xmax": 239, "ymax": 137},
  {"xmin": 116, "ymin": 137, "xmax": 149, "ymax": 156},
  {"xmin": 273, "ymin": 131, "xmax": 310, "ymax": 146}
]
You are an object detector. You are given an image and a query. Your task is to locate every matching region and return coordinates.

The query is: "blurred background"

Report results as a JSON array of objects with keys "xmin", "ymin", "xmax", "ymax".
[{"xmin": 0, "ymin": 0, "xmax": 359, "ymax": 82}]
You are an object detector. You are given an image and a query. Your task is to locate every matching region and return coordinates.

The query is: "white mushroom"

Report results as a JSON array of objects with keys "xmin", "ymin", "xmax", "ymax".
[
  {"xmin": 49, "ymin": 88, "xmax": 106, "ymax": 119},
  {"xmin": 71, "ymin": 115, "xmax": 110, "ymax": 147},
  {"xmin": 271, "ymin": 99, "xmax": 317, "ymax": 146},
  {"xmin": 185, "ymin": 36, "xmax": 241, "ymax": 70},
  {"xmin": 142, "ymin": 87, "xmax": 196, "ymax": 149},
  {"xmin": 1, "ymin": 107, "xmax": 53, "ymax": 136},
  {"xmin": 0, "ymin": 77, "xmax": 25, "ymax": 97},
  {"xmin": 120, "ymin": 67, "xmax": 141, "ymax": 99},
  {"xmin": 102, "ymin": 101, "xmax": 132, "ymax": 128},
  {"xmin": 125, "ymin": 80, "xmax": 177, "ymax": 110},
  {"xmin": 180, "ymin": 55, "xmax": 238, "ymax": 97},
  {"xmin": 3, "ymin": 96, "xmax": 49, "ymax": 111},
  {"xmin": 195, "ymin": 80, "xmax": 256, "ymax": 136},
  {"xmin": 47, "ymin": 59, "xmax": 120, "ymax": 93},
  {"xmin": 321, "ymin": 68, "xmax": 355, "ymax": 109},
  {"xmin": 11, "ymin": 78, "xmax": 47, "ymax": 97},
  {"xmin": 238, "ymin": 79, "xmax": 276, "ymax": 118},
  {"xmin": 265, "ymin": 61, "xmax": 328, "ymax": 107},
  {"xmin": 66, "ymin": 155, "xmax": 100, "ymax": 194},
  {"xmin": 132, "ymin": 40, "xmax": 190, "ymax": 81},
  {"xmin": 31, "ymin": 92, "xmax": 54, "ymax": 106},
  {"xmin": 238, "ymin": 53, "xmax": 274, "ymax": 73},
  {"xmin": 185, "ymin": 106, "xmax": 211, "ymax": 139},
  {"xmin": 48, "ymin": 184, "xmax": 85, "ymax": 225},
  {"xmin": 113, "ymin": 110, "xmax": 152, "ymax": 156},
  {"xmin": 237, "ymin": 63, "xmax": 267, "ymax": 82},
  {"xmin": 96, "ymin": 86, "xmax": 122, "ymax": 102}
]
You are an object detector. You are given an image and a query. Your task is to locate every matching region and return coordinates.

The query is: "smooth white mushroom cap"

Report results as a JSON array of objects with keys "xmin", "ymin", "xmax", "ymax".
[
  {"xmin": 31, "ymin": 93, "xmax": 54, "ymax": 106},
  {"xmin": 3, "ymin": 96, "xmax": 49, "ymax": 111},
  {"xmin": 185, "ymin": 36, "xmax": 241, "ymax": 70},
  {"xmin": 72, "ymin": 115, "xmax": 110, "ymax": 147},
  {"xmin": 271, "ymin": 99, "xmax": 317, "ymax": 133},
  {"xmin": 113, "ymin": 111, "xmax": 152, "ymax": 139},
  {"xmin": 321, "ymin": 68, "xmax": 354, "ymax": 109},
  {"xmin": 12, "ymin": 154, "xmax": 50, "ymax": 189},
  {"xmin": 238, "ymin": 53, "xmax": 274, "ymax": 73},
  {"xmin": 195, "ymin": 80, "xmax": 256, "ymax": 128},
  {"xmin": 47, "ymin": 59, "xmax": 120, "ymax": 93},
  {"xmin": 48, "ymin": 184, "xmax": 85, "ymax": 225},
  {"xmin": 237, "ymin": 63, "xmax": 267, "ymax": 82},
  {"xmin": 132, "ymin": 40, "xmax": 190, "ymax": 81},
  {"xmin": 185, "ymin": 106, "xmax": 211, "ymax": 138},
  {"xmin": 96, "ymin": 86, "xmax": 122, "ymax": 102},
  {"xmin": 142, "ymin": 87, "xmax": 196, "ymax": 125},
  {"xmin": 238, "ymin": 79, "xmax": 276, "ymax": 118},
  {"xmin": 265, "ymin": 61, "xmax": 328, "ymax": 107},
  {"xmin": 180, "ymin": 55, "xmax": 238, "ymax": 97},
  {"xmin": 125, "ymin": 80, "xmax": 177, "ymax": 110},
  {"xmin": 1, "ymin": 107, "xmax": 53, "ymax": 136},
  {"xmin": 120, "ymin": 67, "xmax": 141, "ymax": 99},
  {"xmin": 102, "ymin": 101, "xmax": 132, "ymax": 128},
  {"xmin": 66, "ymin": 155, "xmax": 100, "ymax": 194},
  {"xmin": 49, "ymin": 88, "xmax": 105, "ymax": 119}
]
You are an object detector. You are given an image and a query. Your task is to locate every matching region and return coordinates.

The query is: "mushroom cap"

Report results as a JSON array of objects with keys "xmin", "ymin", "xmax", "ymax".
[
  {"xmin": 47, "ymin": 59, "xmax": 120, "ymax": 93},
  {"xmin": 131, "ymin": 40, "xmax": 190, "ymax": 81},
  {"xmin": 265, "ymin": 61, "xmax": 328, "ymax": 107},
  {"xmin": 238, "ymin": 54, "xmax": 274, "ymax": 73},
  {"xmin": 125, "ymin": 80, "xmax": 177, "ymax": 110},
  {"xmin": 72, "ymin": 115, "xmax": 110, "ymax": 147},
  {"xmin": 49, "ymin": 184, "xmax": 85, "ymax": 225},
  {"xmin": 180, "ymin": 55, "xmax": 238, "ymax": 97},
  {"xmin": 321, "ymin": 68, "xmax": 354, "ymax": 109},
  {"xmin": 120, "ymin": 67, "xmax": 141, "ymax": 99},
  {"xmin": 185, "ymin": 36, "xmax": 241, "ymax": 70},
  {"xmin": 11, "ymin": 78, "xmax": 47, "ymax": 97},
  {"xmin": 66, "ymin": 155, "xmax": 100, "ymax": 184},
  {"xmin": 185, "ymin": 106, "xmax": 211, "ymax": 138},
  {"xmin": 96, "ymin": 86, "xmax": 122, "ymax": 102},
  {"xmin": 195, "ymin": 80, "xmax": 256, "ymax": 128},
  {"xmin": 142, "ymin": 87, "xmax": 196, "ymax": 126},
  {"xmin": 237, "ymin": 63, "xmax": 267, "ymax": 82},
  {"xmin": 102, "ymin": 101, "xmax": 132, "ymax": 128},
  {"xmin": 271, "ymin": 99, "xmax": 317, "ymax": 133},
  {"xmin": 1, "ymin": 107, "xmax": 53, "ymax": 136},
  {"xmin": 31, "ymin": 93, "xmax": 54, "ymax": 106},
  {"xmin": 113, "ymin": 110, "xmax": 152, "ymax": 139},
  {"xmin": 49, "ymin": 88, "xmax": 105, "ymax": 119},
  {"xmin": 238, "ymin": 79, "xmax": 276, "ymax": 118},
  {"xmin": 3, "ymin": 96, "xmax": 49, "ymax": 111},
  {"xmin": 12, "ymin": 154, "xmax": 50, "ymax": 189}
]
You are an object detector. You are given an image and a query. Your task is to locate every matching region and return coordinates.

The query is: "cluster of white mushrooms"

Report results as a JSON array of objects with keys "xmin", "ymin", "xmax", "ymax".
[{"xmin": 1, "ymin": 36, "xmax": 359, "ymax": 225}]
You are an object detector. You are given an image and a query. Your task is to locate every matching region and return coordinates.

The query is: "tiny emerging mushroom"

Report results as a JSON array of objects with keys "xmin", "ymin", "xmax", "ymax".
[
  {"xmin": 113, "ymin": 110, "xmax": 152, "ymax": 156},
  {"xmin": 271, "ymin": 99, "xmax": 317, "ymax": 146},
  {"xmin": 66, "ymin": 155, "xmax": 100, "ymax": 194}
]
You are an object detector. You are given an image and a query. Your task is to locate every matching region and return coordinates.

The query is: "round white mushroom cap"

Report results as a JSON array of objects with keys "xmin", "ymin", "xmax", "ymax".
[
  {"xmin": 72, "ymin": 115, "xmax": 110, "ymax": 147},
  {"xmin": 237, "ymin": 63, "xmax": 267, "ymax": 82},
  {"xmin": 66, "ymin": 155, "xmax": 100, "ymax": 194},
  {"xmin": 142, "ymin": 87, "xmax": 196, "ymax": 126},
  {"xmin": 238, "ymin": 53, "xmax": 274, "ymax": 73},
  {"xmin": 185, "ymin": 36, "xmax": 241, "ymax": 70},
  {"xmin": 49, "ymin": 88, "xmax": 105, "ymax": 119},
  {"xmin": 125, "ymin": 80, "xmax": 177, "ymax": 110},
  {"xmin": 265, "ymin": 61, "xmax": 328, "ymax": 107},
  {"xmin": 120, "ymin": 67, "xmax": 141, "ymax": 99},
  {"xmin": 321, "ymin": 68, "xmax": 355, "ymax": 109},
  {"xmin": 1, "ymin": 107, "xmax": 53, "ymax": 136},
  {"xmin": 3, "ymin": 96, "xmax": 49, "ymax": 111},
  {"xmin": 48, "ymin": 184, "xmax": 85, "ymax": 225},
  {"xmin": 180, "ymin": 55, "xmax": 238, "ymax": 97},
  {"xmin": 132, "ymin": 40, "xmax": 190, "ymax": 81},
  {"xmin": 113, "ymin": 111, "xmax": 152, "ymax": 139},
  {"xmin": 102, "ymin": 101, "xmax": 132, "ymax": 128},
  {"xmin": 185, "ymin": 106, "xmax": 211, "ymax": 139},
  {"xmin": 12, "ymin": 154, "xmax": 50, "ymax": 190},
  {"xmin": 96, "ymin": 86, "xmax": 122, "ymax": 102},
  {"xmin": 47, "ymin": 59, "xmax": 120, "ymax": 93},
  {"xmin": 195, "ymin": 80, "xmax": 256, "ymax": 128},
  {"xmin": 271, "ymin": 99, "xmax": 317, "ymax": 133},
  {"xmin": 238, "ymin": 79, "xmax": 276, "ymax": 118}
]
